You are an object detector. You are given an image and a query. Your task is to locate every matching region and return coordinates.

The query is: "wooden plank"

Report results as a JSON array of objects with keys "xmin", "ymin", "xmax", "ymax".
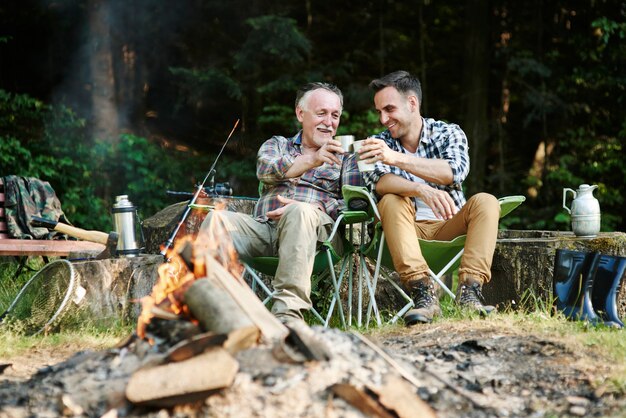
[
  {"xmin": 371, "ymin": 376, "xmax": 437, "ymax": 418},
  {"xmin": 331, "ymin": 384, "xmax": 396, "ymax": 418},
  {"xmin": 125, "ymin": 347, "xmax": 238, "ymax": 407},
  {"xmin": 0, "ymin": 239, "xmax": 105, "ymax": 256},
  {"xmin": 206, "ymin": 255, "xmax": 288, "ymax": 342}
]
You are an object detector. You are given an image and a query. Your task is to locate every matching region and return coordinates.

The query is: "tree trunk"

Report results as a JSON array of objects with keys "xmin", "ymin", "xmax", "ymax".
[
  {"xmin": 462, "ymin": 0, "xmax": 490, "ymax": 194},
  {"xmin": 418, "ymin": 0, "xmax": 427, "ymax": 114},
  {"xmin": 110, "ymin": 0, "xmax": 145, "ymax": 132},
  {"xmin": 88, "ymin": 0, "xmax": 120, "ymax": 141}
]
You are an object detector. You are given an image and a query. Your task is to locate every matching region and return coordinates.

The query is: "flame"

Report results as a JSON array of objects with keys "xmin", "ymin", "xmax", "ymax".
[{"xmin": 137, "ymin": 202, "xmax": 244, "ymax": 340}]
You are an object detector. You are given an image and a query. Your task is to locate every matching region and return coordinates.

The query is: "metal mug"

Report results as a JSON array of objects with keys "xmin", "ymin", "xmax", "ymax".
[{"xmin": 335, "ymin": 135, "xmax": 355, "ymax": 153}]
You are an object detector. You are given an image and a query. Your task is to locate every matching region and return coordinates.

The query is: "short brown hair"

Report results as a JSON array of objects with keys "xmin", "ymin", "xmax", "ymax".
[{"xmin": 369, "ymin": 70, "xmax": 422, "ymax": 104}]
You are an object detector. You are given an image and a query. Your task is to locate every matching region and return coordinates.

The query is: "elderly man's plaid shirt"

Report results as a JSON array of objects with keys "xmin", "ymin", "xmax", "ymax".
[
  {"xmin": 254, "ymin": 132, "xmax": 362, "ymax": 221},
  {"xmin": 363, "ymin": 117, "xmax": 470, "ymax": 211}
]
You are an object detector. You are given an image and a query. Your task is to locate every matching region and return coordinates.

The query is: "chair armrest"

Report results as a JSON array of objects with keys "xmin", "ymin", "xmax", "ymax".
[
  {"xmin": 342, "ymin": 185, "xmax": 381, "ymax": 220},
  {"xmin": 498, "ymin": 195, "xmax": 526, "ymax": 219}
]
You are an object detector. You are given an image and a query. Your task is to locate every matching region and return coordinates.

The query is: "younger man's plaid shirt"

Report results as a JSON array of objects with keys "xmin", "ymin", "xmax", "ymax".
[
  {"xmin": 363, "ymin": 117, "xmax": 470, "ymax": 211},
  {"xmin": 254, "ymin": 132, "xmax": 362, "ymax": 221}
]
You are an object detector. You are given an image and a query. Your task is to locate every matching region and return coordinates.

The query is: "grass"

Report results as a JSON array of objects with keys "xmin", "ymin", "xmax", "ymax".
[{"xmin": 0, "ymin": 257, "xmax": 134, "ymax": 358}]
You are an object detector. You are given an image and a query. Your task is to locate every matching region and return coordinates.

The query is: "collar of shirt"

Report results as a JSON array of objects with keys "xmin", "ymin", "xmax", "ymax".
[
  {"xmin": 362, "ymin": 117, "xmax": 468, "ymax": 211},
  {"xmin": 253, "ymin": 132, "xmax": 362, "ymax": 221}
]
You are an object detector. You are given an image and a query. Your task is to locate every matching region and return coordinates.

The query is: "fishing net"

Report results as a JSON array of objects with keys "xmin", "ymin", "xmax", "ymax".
[{"xmin": 0, "ymin": 259, "xmax": 83, "ymax": 335}]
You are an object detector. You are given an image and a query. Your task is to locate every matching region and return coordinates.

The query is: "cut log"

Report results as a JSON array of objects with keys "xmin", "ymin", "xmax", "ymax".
[
  {"xmin": 205, "ymin": 255, "xmax": 288, "ymax": 342},
  {"xmin": 371, "ymin": 376, "xmax": 437, "ymax": 418},
  {"xmin": 184, "ymin": 277, "xmax": 254, "ymax": 334},
  {"xmin": 165, "ymin": 326, "xmax": 259, "ymax": 363},
  {"xmin": 331, "ymin": 384, "xmax": 396, "ymax": 418},
  {"xmin": 125, "ymin": 347, "xmax": 238, "ymax": 407}
]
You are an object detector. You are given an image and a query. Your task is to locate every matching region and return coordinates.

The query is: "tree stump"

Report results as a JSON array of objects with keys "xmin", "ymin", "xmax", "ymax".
[
  {"xmin": 486, "ymin": 230, "xmax": 626, "ymax": 318},
  {"xmin": 71, "ymin": 255, "xmax": 162, "ymax": 324},
  {"xmin": 141, "ymin": 198, "xmax": 257, "ymax": 254}
]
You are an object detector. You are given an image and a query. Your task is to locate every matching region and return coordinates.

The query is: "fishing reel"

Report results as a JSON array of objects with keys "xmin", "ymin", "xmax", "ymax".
[
  {"xmin": 166, "ymin": 182, "xmax": 233, "ymax": 199},
  {"xmin": 204, "ymin": 182, "xmax": 233, "ymax": 197}
]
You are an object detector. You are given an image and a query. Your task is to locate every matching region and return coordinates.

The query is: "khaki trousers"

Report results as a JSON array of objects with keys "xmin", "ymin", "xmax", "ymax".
[
  {"xmin": 201, "ymin": 202, "xmax": 338, "ymax": 320},
  {"xmin": 377, "ymin": 193, "xmax": 500, "ymax": 286}
]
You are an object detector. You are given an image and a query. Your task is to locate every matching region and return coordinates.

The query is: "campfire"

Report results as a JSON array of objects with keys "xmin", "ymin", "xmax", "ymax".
[
  {"xmin": 121, "ymin": 208, "xmax": 435, "ymax": 415},
  {"xmin": 137, "ymin": 205, "xmax": 243, "ymax": 341}
]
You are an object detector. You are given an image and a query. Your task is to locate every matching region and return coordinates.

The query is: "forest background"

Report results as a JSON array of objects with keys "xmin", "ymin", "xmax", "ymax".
[{"xmin": 0, "ymin": 0, "xmax": 624, "ymax": 233}]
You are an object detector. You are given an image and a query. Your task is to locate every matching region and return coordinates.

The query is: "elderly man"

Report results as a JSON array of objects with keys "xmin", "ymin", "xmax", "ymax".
[
  {"xmin": 201, "ymin": 82, "xmax": 361, "ymax": 323},
  {"xmin": 357, "ymin": 70, "xmax": 500, "ymax": 325}
]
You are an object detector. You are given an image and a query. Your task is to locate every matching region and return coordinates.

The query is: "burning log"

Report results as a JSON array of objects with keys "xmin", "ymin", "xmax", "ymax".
[
  {"xmin": 205, "ymin": 255, "xmax": 288, "ymax": 342},
  {"xmin": 137, "ymin": 209, "xmax": 246, "ymax": 341},
  {"xmin": 184, "ymin": 277, "xmax": 254, "ymax": 334}
]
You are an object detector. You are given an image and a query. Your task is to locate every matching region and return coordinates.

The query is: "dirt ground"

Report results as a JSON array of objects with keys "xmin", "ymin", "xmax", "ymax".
[{"xmin": 1, "ymin": 319, "xmax": 625, "ymax": 418}]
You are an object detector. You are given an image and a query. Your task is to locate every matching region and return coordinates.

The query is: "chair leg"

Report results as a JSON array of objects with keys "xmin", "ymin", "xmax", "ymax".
[
  {"xmin": 347, "ymin": 253, "xmax": 354, "ymax": 327},
  {"xmin": 362, "ymin": 255, "xmax": 381, "ymax": 328},
  {"xmin": 428, "ymin": 249, "xmax": 462, "ymax": 300},
  {"xmin": 244, "ymin": 264, "xmax": 275, "ymax": 304},
  {"xmin": 243, "ymin": 263, "xmax": 327, "ymax": 325},
  {"xmin": 382, "ymin": 272, "xmax": 414, "ymax": 324},
  {"xmin": 324, "ymin": 249, "xmax": 347, "ymax": 328},
  {"xmin": 364, "ymin": 231, "xmax": 413, "ymax": 326},
  {"xmin": 591, "ymin": 255, "xmax": 625, "ymax": 328}
]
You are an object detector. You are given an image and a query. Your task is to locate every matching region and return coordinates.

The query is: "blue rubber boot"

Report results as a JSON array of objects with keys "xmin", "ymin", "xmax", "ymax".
[
  {"xmin": 591, "ymin": 254, "xmax": 625, "ymax": 328},
  {"xmin": 553, "ymin": 250, "xmax": 601, "ymax": 323}
]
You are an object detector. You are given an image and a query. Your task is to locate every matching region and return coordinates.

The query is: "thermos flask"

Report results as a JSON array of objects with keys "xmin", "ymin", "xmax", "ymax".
[{"xmin": 112, "ymin": 195, "xmax": 141, "ymax": 257}]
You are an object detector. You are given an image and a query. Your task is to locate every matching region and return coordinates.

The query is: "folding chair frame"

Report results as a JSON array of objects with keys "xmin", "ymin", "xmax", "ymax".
[
  {"xmin": 343, "ymin": 185, "xmax": 526, "ymax": 326},
  {"xmin": 243, "ymin": 208, "xmax": 372, "ymax": 329}
]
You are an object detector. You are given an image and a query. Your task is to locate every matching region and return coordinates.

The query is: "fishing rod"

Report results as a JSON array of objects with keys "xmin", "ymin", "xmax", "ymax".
[
  {"xmin": 166, "ymin": 190, "xmax": 259, "ymax": 201},
  {"xmin": 160, "ymin": 119, "xmax": 240, "ymax": 257}
]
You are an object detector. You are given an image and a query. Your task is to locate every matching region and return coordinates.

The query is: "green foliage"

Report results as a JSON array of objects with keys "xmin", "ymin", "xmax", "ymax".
[
  {"xmin": 234, "ymin": 16, "xmax": 311, "ymax": 73},
  {"xmin": 169, "ymin": 67, "xmax": 242, "ymax": 109},
  {"xmin": 504, "ymin": 8, "xmax": 626, "ymax": 231},
  {"xmin": 2, "ymin": 2, "xmax": 625, "ymax": 233},
  {"xmin": 337, "ymin": 109, "xmax": 381, "ymax": 139},
  {"xmin": 0, "ymin": 90, "xmax": 256, "ymax": 231}
]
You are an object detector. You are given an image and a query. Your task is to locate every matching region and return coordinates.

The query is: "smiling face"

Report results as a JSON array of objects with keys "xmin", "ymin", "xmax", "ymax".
[
  {"xmin": 296, "ymin": 88, "xmax": 342, "ymax": 149},
  {"xmin": 373, "ymin": 86, "xmax": 421, "ymax": 140}
]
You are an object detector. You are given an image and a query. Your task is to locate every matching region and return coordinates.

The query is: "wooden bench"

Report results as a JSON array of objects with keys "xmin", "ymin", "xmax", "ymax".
[{"xmin": 0, "ymin": 178, "xmax": 104, "ymax": 258}]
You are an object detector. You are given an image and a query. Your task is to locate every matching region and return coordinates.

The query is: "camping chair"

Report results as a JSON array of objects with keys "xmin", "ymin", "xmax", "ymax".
[
  {"xmin": 342, "ymin": 185, "xmax": 526, "ymax": 325},
  {"xmin": 242, "ymin": 202, "xmax": 373, "ymax": 329}
]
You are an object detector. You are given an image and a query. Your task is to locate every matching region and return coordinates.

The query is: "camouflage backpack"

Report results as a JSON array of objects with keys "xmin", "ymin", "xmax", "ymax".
[{"xmin": 2, "ymin": 175, "xmax": 68, "ymax": 239}]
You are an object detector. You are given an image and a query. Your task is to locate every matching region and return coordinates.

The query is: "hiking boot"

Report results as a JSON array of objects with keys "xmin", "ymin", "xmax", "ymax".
[
  {"xmin": 404, "ymin": 279, "xmax": 441, "ymax": 326},
  {"xmin": 456, "ymin": 281, "xmax": 496, "ymax": 315}
]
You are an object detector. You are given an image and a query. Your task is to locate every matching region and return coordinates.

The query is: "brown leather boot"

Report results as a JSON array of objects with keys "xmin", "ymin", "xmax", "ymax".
[
  {"xmin": 456, "ymin": 277, "xmax": 496, "ymax": 315},
  {"xmin": 403, "ymin": 278, "xmax": 441, "ymax": 325}
]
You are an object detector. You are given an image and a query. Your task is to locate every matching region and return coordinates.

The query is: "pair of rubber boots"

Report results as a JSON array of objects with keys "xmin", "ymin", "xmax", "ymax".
[{"xmin": 553, "ymin": 249, "xmax": 625, "ymax": 328}]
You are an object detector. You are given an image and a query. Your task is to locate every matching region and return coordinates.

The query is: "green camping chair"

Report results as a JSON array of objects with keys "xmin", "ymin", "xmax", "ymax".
[
  {"xmin": 342, "ymin": 185, "xmax": 526, "ymax": 325},
  {"xmin": 242, "ymin": 200, "xmax": 373, "ymax": 328}
]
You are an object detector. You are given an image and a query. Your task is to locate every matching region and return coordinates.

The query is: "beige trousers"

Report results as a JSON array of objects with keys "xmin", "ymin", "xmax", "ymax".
[
  {"xmin": 377, "ymin": 193, "xmax": 500, "ymax": 286},
  {"xmin": 201, "ymin": 202, "xmax": 338, "ymax": 320}
]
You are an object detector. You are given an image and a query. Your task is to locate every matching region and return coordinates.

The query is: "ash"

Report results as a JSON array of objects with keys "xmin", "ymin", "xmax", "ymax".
[{"xmin": 1, "ymin": 324, "xmax": 625, "ymax": 418}]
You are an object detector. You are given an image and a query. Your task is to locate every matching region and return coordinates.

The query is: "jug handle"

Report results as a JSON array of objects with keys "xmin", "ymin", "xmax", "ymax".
[{"xmin": 562, "ymin": 188, "xmax": 576, "ymax": 214}]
